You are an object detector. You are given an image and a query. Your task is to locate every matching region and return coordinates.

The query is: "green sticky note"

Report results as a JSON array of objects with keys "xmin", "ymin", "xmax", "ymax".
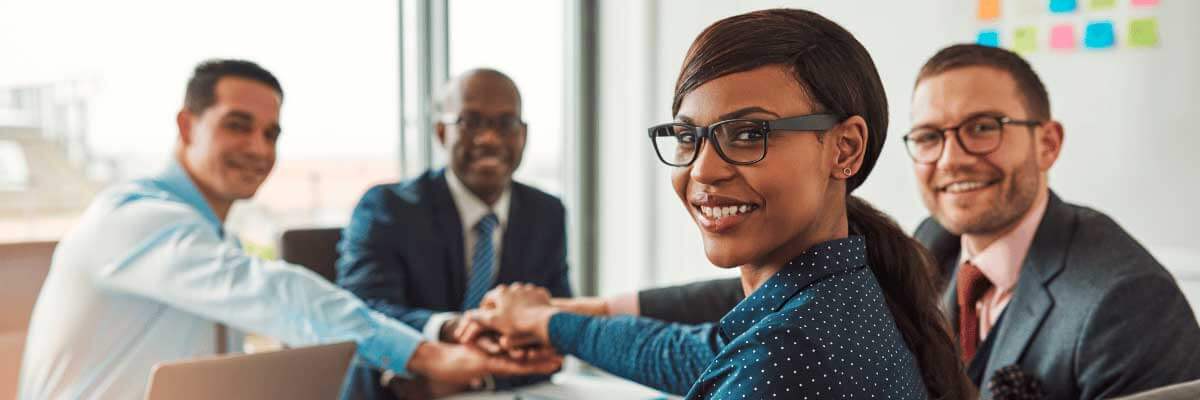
[
  {"xmin": 1014, "ymin": 26, "xmax": 1038, "ymax": 53},
  {"xmin": 1089, "ymin": 0, "xmax": 1117, "ymax": 10},
  {"xmin": 1129, "ymin": 18, "xmax": 1160, "ymax": 47}
]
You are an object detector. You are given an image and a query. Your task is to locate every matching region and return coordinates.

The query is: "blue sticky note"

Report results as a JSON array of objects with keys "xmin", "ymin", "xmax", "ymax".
[
  {"xmin": 1084, "ymin": 21, "xmax": 1116, "ymax": 49},
  {"xmin": 977, "ymin": 30, "xmax": 1001, "ymax": 47},
  {"xmin": 1050, "ymin": 0, "xmax": 1078, "ymax": 13}
]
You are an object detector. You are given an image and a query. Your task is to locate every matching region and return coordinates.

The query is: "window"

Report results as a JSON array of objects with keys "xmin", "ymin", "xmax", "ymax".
[{"xmin": 0, "ymin": 1, "xmax": 402, "ymax": 248}]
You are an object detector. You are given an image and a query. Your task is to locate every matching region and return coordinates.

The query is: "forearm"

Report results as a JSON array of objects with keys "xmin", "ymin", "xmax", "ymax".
[{"xmin": 548, "ymin": 314, "xmax": 722, "ymax": 395}]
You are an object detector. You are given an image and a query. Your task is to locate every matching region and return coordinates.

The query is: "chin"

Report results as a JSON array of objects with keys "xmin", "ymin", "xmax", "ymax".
[{"xmin": 703, "ymin": 241, "xmax": 750, "ymax": 268}]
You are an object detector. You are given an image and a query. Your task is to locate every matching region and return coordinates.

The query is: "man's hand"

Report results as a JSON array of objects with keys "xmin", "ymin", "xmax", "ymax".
[
  {"xmin": 441, "ymin": 316, "xmax": 505, "ymax": 354},
  {"xmin": 405, "ymin": 341, "xmax": 562, "ymax": 386},
  {"xmin": 456, "ymin": 283, "xmax": 560, "ymax": 349}
]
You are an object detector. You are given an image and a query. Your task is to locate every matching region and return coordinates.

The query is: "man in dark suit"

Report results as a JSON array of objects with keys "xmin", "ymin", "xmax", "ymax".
[
  {"xmin": 338, "ymin": 68, "xmax": 571, "ymax": 399},
  {"xmin": 558, "ymin": 44, "xmax": 1200, "ymax": 399}
]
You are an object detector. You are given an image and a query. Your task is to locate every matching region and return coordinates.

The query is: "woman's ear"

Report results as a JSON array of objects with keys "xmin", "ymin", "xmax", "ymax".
[{"xmin": 832, "ymin": 115, "xmax": 868, "ymax": 181}]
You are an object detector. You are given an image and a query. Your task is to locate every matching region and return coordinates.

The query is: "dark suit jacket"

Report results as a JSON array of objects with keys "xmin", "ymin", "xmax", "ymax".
[
  {"xmin": 640, "ymin": 191, "xmax": 1200, "ymax": 399},
  {"xmin": 919, "ymin": 191, "xmax": 1200, "ymax": 399},
  {"xmin": 336, "ymin": 169, "xmax": 571, "ymax": 397}
]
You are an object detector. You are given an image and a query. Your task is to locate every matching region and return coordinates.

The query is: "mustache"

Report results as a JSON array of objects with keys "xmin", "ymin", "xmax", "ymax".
[
  {"xmin": 932, "ymin": 165, "xmax": 1001, "ymax": 186},
  {"xmin": 224, "ymin": 154, "xmax": 273, "ymax": 173},
  {"xmin": 466, "ymin": 147, "xmax": 510, "ymax": 162}
]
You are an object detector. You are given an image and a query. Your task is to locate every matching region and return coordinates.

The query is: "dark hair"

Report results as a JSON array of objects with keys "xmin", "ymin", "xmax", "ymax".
[
  {"xmin": 674, "ymin": 9, "xmax": 973, "ymax": 399},
  {"xmin": 184, "ymin": 59, "xmax": 284, "ymax": 114},
  {"xmin": 917, "ymin": 44, "xmax": 1050, "ymax": 120}
]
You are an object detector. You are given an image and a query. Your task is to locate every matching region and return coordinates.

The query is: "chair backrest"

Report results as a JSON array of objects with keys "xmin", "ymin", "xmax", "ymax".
[
  {"xmin": 0, "ymin": 241, "xmax": 57, "ymax": 399},
  {"xmin": 278, "ymin": 228, "xmax": 343, "ymax": 282}
]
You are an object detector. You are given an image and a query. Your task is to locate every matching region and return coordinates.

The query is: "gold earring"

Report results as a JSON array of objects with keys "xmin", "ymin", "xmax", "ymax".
[{"xmin": 843, "ymin": 167, "xmax": 853, "ymax": 177}]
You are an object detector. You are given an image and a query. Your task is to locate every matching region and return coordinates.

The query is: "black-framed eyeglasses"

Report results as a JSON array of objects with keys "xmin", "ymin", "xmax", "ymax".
[
  {"xmin": 647, "ymin": 113, "xmax": 844, "ymax": 167},
  {"xmin": 443, "ymin": 114, "xmax": 527, "ymax": 137},
  {"xmin": 902, "ymin": 115, "xmax": 1042, "ymax": 164}
]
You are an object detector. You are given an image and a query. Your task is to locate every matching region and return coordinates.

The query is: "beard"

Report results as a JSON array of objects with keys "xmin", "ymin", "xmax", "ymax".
[{"xmin": 935, "ymin": 154, "xmax": 1041, "ymax": 237}]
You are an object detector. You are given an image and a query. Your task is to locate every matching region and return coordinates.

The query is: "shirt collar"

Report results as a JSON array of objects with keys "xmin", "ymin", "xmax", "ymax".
[
  {"xmin": 150, "ymin": 159, "xmax": 225, "ymax": 237},
  {"xmin": 444, "ymin": 169, "xmax": 511, "ymax": 230},
  {"xmin": 719, "ymin": 236, "xmax": 868, "ymax": 340},
  {"xmin": 958, "ymin": 188, "xmax": 1049, "ymax": 292}
]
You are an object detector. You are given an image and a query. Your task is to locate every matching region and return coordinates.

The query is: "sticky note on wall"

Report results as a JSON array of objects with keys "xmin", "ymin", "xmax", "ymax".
[
  {"xmin": 1050, "ymin": 0, "xmax": 1078, "ymax": 13},
  {"xmin": 978, "ymin": 30, "xmax": 1001, "ymax": 47},
  {"xmin": 1129, "ymin": 18, "xmax": 1160, "ymax": 47},
  {"xmin": 1050, "ymin": 24, "xmax": 1077, "ymax": 50},
  {"xmin": 1084, "ymin": 21, "xmax": 1116, "ymax": 49},
  {"xmin": 1089, "ymin": 0, "xmax": 1117, "ymax": 10},
  {"xmin": 1132, "ymin": 0, "xmax": 1159, "ymax": 6},
  {"xmin": 978, "ymin": 0, "xmax": 1001, "ymax": 20},
  {"xmin": 1014, "ymin": 27, "xmax": 1038, "ymax": 53},
  {"xmin": 1014, "ymin": 0, "xmax": 1043, "ymax": 16}
]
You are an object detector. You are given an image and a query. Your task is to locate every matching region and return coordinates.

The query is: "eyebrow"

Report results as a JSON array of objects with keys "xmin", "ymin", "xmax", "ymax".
[
  {"xmin": 912, "ymin": 110, "xmax": 1007, "ymax": 130},
  {"xmin": 676, "ymin": 106, "xmax": 782, "ymax": 125},
  {"xmin": 223, "ymin": 110, "xmax": 254, "ymax": 123}
]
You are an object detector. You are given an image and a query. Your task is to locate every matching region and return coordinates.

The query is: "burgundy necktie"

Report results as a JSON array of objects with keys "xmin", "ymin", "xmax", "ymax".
[{"xmin": 957, "ymin": 261, "xmax": 993, "ymax": 363}]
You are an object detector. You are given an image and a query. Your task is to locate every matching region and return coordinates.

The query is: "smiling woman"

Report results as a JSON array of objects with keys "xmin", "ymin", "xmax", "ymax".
[{"xmin": 463, "ymin": 8, "xmax": 974, "ymax": 400}]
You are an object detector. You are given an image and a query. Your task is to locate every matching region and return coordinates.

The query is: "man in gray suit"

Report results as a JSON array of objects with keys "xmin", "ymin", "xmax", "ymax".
[{"xmin": 558, "ymin": 44, "xmax": 1200, "ymax": 399}]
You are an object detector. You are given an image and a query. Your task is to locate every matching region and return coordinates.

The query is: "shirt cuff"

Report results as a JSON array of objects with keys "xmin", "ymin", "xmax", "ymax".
[
  {"xmin": 358, "ymin": 309, "xmax": 425, "ymax": 377},
  {"xmin": 423, "ymin": 311, "xmax": 461, "ymax": 342},
  {"xmin": 605, "ymin": 293, "xmax": 640, "ymax": 316}
]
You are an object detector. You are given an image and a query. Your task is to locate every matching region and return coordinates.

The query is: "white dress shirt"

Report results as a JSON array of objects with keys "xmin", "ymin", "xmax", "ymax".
[
  {"xmin": 421, "ymin": 170, "xmax": 510, "ymax": 340},
  {"xmin": 18, "ymin": 161, "xmax": 425, "ymax": 400}
]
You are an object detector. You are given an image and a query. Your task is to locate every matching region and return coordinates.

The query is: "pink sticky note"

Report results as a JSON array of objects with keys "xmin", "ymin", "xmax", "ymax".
[
  {"xmin": 1051, "ymin": 24, "xmax": 1077, "ymax": 50},
  {"xmin": 1132, "ymin": 0, "xmax": 1159, "ymax": 6}
]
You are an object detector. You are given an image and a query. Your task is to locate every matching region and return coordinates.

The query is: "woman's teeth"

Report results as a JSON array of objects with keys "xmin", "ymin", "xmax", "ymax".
[{"xmin": 700, "ymin": 204, "xmax": 756, "ymax": 220}]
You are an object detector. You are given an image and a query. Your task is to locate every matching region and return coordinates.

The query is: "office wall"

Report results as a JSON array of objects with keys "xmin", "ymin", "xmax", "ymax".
[{"xmin": 595, "ymin": 0, "xmax": 1200, "ymax": 299}]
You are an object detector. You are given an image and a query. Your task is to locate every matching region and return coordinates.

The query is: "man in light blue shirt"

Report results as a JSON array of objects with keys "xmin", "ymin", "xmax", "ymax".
[{"xmin": 17, "ymin": 59, "xmax": 559, "ymax": 400}]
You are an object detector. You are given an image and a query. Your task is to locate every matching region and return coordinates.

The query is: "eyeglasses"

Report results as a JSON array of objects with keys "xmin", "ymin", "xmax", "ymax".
[
  {"xmin": 443, "ymin": 114, "xmax": 526, "ymax": 137},
  {"xmin": 902, "ymin": 115, "xmax": 1042, "ymax": 164},
  {"xmin": 647, "ymin": 113, "xmax": 843, "ymax": 167}
]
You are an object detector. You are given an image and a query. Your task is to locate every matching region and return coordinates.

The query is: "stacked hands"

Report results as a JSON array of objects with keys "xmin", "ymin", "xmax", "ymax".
[{"xmin": 410, "ymin": 284, "xmax": 611, "ymax": 396}]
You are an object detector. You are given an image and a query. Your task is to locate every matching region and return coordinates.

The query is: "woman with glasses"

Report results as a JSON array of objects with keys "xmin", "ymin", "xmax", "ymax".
[{"xmin": 461, "ymin": 9, "xmax": 973, "ymax": 399}]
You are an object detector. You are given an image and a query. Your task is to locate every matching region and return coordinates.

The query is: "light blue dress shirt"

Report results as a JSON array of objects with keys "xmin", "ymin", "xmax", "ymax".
[{"xmin": 18, "ymin": 161, "xmax": 425, "ymax": 400}]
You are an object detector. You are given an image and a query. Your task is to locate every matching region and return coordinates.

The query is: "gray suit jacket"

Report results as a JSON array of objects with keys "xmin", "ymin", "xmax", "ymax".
[
  {"xmin": 639, "ymin": 191, "xmax": 1200, "ymax": 399},
  {"xmin": 918, "ymin": 192, "xmax": 1200, "ymax": 399}
]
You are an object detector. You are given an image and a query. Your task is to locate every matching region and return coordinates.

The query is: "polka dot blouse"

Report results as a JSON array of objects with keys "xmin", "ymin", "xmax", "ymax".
[{"xmin": 684, "ymin": 236, "xmax": 928, "ymax": 400}]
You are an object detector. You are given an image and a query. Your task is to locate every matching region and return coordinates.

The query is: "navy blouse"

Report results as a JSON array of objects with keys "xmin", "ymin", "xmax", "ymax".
[{"xmin": 549, "ymin": 236, "xmax": 929, "ymax": 399}]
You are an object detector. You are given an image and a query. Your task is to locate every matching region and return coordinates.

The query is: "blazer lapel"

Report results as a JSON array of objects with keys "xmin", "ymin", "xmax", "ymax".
[
  {"xmin": 981, "ymin": 192, "xmax": 1075, "ymax": 395},
  {"xmin": 496, "ymin": 186, "xmax": 531, "ymax": 285},
  {"xmin": 429, "ymin": 170, "xmax": 467, "ymax": 306}
]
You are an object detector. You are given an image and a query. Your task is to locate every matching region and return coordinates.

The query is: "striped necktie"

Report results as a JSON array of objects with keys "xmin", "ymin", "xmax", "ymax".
[{"xmin": 462, "ymin": 213, "xmax": 499, "ymax": 309}]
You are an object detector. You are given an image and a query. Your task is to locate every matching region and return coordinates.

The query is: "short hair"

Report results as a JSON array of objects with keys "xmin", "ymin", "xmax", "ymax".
[
  {"xmin": 435, "ymin": 68, "xmax": 521, "ymax": 115},
  {"xmin": 916, "ymin": 44, "xmax": 1051, "ymax": 120},
  {"xmin": 184, "ymin": 59, "xmax": 283, "ymax": 114}
]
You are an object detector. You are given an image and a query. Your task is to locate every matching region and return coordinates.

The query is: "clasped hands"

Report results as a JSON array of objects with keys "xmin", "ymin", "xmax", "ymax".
[{"xmin": 447, "ymin": 283, "xmax": 563, "ymax": 363}]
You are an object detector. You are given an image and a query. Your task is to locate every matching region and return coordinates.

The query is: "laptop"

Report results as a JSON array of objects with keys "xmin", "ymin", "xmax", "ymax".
[{"xmin": 144, "ymin": 341, "xmax": 357, "ymax": 400}]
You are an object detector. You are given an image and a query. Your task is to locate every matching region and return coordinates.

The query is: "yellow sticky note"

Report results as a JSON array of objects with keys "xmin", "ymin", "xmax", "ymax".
[
  {"xmin": 1089, "ymin": 0, "xmax": 1117, "ymax": 10},
  {"xmin": 1014, "ymin": 26, "xmax": 1038, "ymax": 53},
  {"xmin": 1129, "ymin": 18, "xmax": 1160, "ymax": 47},
  {"xmin": 978, "ymin": 0, "xmax": 1001, "ymax": 21}
]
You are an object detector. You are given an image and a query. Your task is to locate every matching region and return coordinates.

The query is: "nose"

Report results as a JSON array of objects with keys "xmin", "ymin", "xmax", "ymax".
[
  {"xmin": 936, "ymin": 130, "xmax": 975, "ymax": 172},
  {"xmin": 247, "ymin": 130, "xmax": 275, "ymax": 159},
  {"xmin": 690, "ymin": 140, "xmax": 736, "ymax": 185},
  {"xmin": 472, "ymin": 126, "xmax": 504, "ymax": 147}
]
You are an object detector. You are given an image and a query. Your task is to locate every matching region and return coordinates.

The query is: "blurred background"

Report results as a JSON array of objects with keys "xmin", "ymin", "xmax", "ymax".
[{"xmin": 1, "ymin": 0, "xmax": 1197, "ymax": 315}]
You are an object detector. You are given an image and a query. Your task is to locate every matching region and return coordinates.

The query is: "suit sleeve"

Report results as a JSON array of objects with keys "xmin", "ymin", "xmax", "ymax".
[
  {"xmin": 544, "ymin": 200, "xmax": 572, "ymax": 299},
  {"xmin": 638, "ymin": 278, "xmax": 744, "ymax": 324},
  {"xmin": 336, "ymin": 185, "xmax": 434, "ymax": 331},
  {"xmin": 1075, "ymin": 272, "xmax": 1200, "ymax": 399}
]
